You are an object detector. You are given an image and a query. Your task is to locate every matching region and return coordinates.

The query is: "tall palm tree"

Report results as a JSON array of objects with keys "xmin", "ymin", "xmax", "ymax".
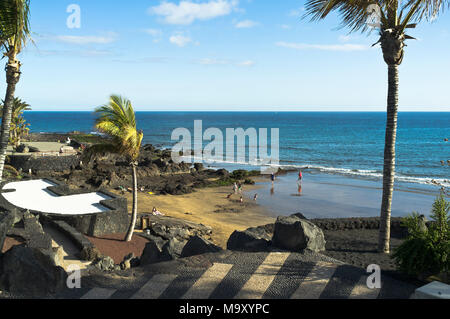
[
  {"xmin": 1, "ymin": 97, "xmax": 31, "ymax": 147},
  {"xmin": 89, "ymin": 95, "xmax": 143, "ymax": 242},
  {"xmin": 0, "ymin": 0, "xmax": 31, "ymax": 181},
  {"xmin": 303, "ymin": 0, "xmax": 448, "ymax": 253}
]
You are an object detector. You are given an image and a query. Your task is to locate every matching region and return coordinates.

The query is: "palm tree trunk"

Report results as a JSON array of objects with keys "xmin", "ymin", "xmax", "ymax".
[
  {"xmin": 378, "ymin": 64, "xmax": 399, "ymax": 254},
  {"xmin": 125, "ymin": 163, "xmax": 138, "ymax": 242},
  {"xmin": 0, "ymin": 55, "xmax": 21, "ymax": 181}
]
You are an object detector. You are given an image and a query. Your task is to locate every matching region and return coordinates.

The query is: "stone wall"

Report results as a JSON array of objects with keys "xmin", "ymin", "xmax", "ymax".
[
  {"xmin": 7, "ymin": 155, "xmax": 81, "ymax": 173},
  {"xmin": 48, "ymin": 195, "xmax": 129, "ymax": 237},
  {"xmin": 255, "ymin": 217, "xmax": 409, "ymax": 233},
  {"xmin": 0, "ymin": 178, "xmax": 129, "ymax": 237}
]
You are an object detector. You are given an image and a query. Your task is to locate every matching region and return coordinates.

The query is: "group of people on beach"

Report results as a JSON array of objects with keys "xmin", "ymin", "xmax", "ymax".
[
  {"xmin": 227, "ymin": 182, "xmax": 245, "ymax": 203},
  {"xmin": 270, "ymin": 170, "xmax": 304, "ymax": 196},
  {"xmin": 227, "ymin": 169, "xmax": 304, "ymax": 202}
]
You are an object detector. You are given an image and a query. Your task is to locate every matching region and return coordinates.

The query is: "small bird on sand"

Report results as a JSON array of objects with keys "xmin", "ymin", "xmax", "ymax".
[{"xmin": 253, "ymin": 194, "xmax": 258, "ymax": 201}]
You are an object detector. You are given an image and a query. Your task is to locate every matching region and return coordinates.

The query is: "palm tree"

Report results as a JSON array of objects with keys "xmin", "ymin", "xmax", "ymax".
[
  {"xmin": 0, "ymin": 97, "xmax": 31, "ymax": 147},
  {"xmin": 89, "ymin": 95, "xmax": 143, "ymax": 242},
  {"xmin": 303, "ymin": 0, "xmax": 448, "ymax": 253},
  {"xmin": 0, "ymin": 0, "xmax": 31, "ymax": 181}
]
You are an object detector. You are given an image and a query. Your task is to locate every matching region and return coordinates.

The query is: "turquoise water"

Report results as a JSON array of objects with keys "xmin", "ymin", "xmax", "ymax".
[{"xmin": 24, "ymin": 111, "xmax": 449, "ymax": 190}]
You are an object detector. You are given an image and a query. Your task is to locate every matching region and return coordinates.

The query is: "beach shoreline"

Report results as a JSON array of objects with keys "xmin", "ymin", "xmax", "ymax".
[
  {"xmin": 3, "ymin": 132, "xmax": 444, "ymax": 287},
  {"xmin": 252, "ymin": 170, "xmax": 443, "ymax": 219}
]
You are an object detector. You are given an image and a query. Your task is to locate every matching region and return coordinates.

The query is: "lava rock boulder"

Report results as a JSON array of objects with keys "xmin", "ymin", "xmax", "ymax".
[
  {"xmin": 181, "ymin": 236, "xmax": 222, "ymax": 257},
  {"xmin": 0, "ymin": 245, "xmax": 67, "ymax": 296},
  {"xmin": 227, "ymin": 226, "xmax": 272, "ymax": 252},
  {"xmin": 272, "ymin": 214, "xmax": 326, "ymax": 253}
]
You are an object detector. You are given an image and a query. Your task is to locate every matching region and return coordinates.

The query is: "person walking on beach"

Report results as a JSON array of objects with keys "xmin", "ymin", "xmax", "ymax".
[
  {"xmin": 238, "ymin": 182, "xmax": 243, "ymax": 194},
  {"xmin": 271, "ymin": 172, "xmax": 275, "ymax": 184},
  {"xmin": 233, "ymin": 182, "xmax": 238, "ymax": 194},
  {"xmin": 298, "ymin": 170, "xmax": 303, "ymax": 183}
]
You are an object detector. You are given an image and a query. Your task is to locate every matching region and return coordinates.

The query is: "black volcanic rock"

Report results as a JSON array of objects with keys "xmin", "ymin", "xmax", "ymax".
[
  {"xmin": 227, "ymin": 226, "xmax": 272, "ymax": 252},
  {"xmin": 0, "ymin": 245, "xmax": 67, "ymax": 296}
]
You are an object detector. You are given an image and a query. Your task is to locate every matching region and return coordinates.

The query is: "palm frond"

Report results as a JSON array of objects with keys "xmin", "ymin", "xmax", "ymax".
[
  {"xmin": 0, "ymin": 97, "xmax": 31, "ymax": 119},
  {"xmin": 93, "ymin": 95, "xmax": 143, "ymax": 162},
  {"xmin": 399, "ymin": 0, "xmax": 448, "ymax": 29},
  {"xmin": 0, "ymin": 0, "xmax": 32, "ymax": 55},
  {"xmin": 303, "ymin": 0, "xmax": 449, "ymax": 33},
  {"xmin": 303, "ymin": 0, "xmax": 382, "ymax": 32}
]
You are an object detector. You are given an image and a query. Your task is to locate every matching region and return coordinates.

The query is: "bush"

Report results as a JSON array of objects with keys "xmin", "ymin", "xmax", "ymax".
[
  {"xmin": 392, "ymin": 193, "xmax": 450, "ymax": 279},
  {"xmin": 230, "ymin": 170, "xmax": 249, "ymax": 180},
  {"xmin": 244, "ymin": 179, "xmax": 255, "ymax": 185}
]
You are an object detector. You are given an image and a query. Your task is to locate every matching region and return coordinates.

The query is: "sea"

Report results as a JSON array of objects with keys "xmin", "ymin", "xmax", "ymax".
[
  {"xmin": 24, "ymin": 111, "xmax": 449, "ymax": 189},
  {"xmin": 24, "ymin": 111, "xmax": 450, "ymax": 217}
]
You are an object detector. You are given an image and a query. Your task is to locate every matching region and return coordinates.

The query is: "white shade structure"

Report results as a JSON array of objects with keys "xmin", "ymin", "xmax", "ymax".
[{"xmin": 2, "ymin": 179, "xmax": 112, "ymax": 215}]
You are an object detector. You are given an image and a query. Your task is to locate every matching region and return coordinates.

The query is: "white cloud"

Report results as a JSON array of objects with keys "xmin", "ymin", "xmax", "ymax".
[
  {"xmin": 113, "ymin": 57, "xmax": 171, "ymax": 64},
  {"xmin": 150, "ymin": 0, "xmax": 238, "ymax": 25},
  {"xmin": 170, "ymin": 34, "xmax": 193, "ymax": 47},
  {"xmin": 54, "ymin": 33, "xmax": 118, "ymax": 45},
  {"xmin": 195, "ymin": 58, "xmax": 254, "ymax": 67},
  {"xmin": 276, "ymin": 41, "xmax": 368, "ymax": 52},
  {"xmin": 144, "ymin": 29, "xmax": 163, "ymax": 37},
  {"xmin": 144, "ymin": 29, "xmax": 163, "ymax": 43},
  {"xmin": 237, "ymin": 60, "xmax": 255, "ymax": 67},
  {"xmin": 234, "ymin": 19, "xmax": 259, "ymax": 28},
  {"xmin": 339, "ymin": 35, "xmax": 351, "ymax": 42},
  {"xmin": 198, "ymin": 58, "xmax": 229, "ymax": 65},
  {"xmin": 33, "ymin": 49, "xmax": 112, "ymax": 57},
  {"xmin": 289, "ymin": 7, "xmax": 305, "ymax": 17}
]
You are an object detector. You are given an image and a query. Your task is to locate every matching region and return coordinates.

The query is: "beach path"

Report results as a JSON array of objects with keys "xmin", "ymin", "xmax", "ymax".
[{"xmin": 61, "ymin": 251, "xmax": 416, "ymax": 300}]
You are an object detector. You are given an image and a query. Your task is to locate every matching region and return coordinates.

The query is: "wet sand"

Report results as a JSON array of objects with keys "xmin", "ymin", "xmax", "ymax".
[{"xmin": 254, "ymin": 171, "xmax": 442, "ymax": 219}]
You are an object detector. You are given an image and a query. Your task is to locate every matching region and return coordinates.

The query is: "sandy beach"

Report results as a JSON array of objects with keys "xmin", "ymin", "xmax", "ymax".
[
  {"xmin": 111, "ymin": 184, "xmax": 276, "ymax": 248},
  {"xmin": 108, "ymin": 168, "xmax": 443, "ymax": 249}
]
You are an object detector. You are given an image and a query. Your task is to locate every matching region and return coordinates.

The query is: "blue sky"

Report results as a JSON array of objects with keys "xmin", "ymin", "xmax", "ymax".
[{"xmin": 4, "ymin": 0, "xmax": 450, "ymax": 111}]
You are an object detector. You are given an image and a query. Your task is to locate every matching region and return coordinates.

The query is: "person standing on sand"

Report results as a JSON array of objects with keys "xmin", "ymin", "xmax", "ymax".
[
  {"xmin": 298, "ymin": 170, "xmax": 303, "ymax": 182},
  {"xmin": 271, "ymin": 172, "xmax": 275, "ymax": 184},
  {"xmin": 233, "ymin": 182, "xmax": 238, "ymax": 194}
]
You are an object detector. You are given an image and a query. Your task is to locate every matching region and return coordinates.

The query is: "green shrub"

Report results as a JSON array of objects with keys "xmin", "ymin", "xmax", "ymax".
[
  {"xmin": 230, "ymin": 170, "xmax": 249, "ymax": 180},
  {"xmin": 244, "ymin": 178, "xmax": 255, "ymax": 185},
  {"xmin": 209, "ymin": 178, "xmax": 235, "ymax": 187},
  {"xmin": 392, "ymin": 193, "xmax": 450, "ymax": 278}
]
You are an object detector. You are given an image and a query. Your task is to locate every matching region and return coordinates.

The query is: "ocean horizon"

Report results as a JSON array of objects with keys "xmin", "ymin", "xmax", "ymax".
[{"xmin": 23, "ymin": 111, "xmax": 450, "ymax": 191}]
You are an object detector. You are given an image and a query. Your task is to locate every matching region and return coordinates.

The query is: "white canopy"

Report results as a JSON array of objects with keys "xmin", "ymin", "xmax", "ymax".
[{"xmin": 2, "ymin": 179, "xmax": 112, "ymax": 215}]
